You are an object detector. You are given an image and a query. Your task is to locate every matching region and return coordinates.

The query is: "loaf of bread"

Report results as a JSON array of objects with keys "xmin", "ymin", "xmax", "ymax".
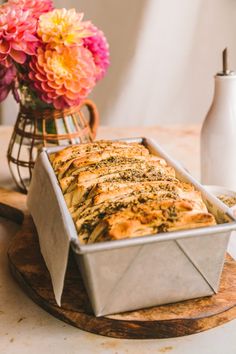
[{"xmin": 50, "ymin": 140, "xmax": 216, "ymax": 244}]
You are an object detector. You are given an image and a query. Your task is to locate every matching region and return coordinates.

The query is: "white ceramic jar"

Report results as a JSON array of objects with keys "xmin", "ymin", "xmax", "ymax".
[{"xmin": 201, "ymin": 73, "xmax": 236, "ymax": 190}]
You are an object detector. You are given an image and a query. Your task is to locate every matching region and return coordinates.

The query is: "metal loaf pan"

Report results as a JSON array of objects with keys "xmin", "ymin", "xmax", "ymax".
[{"xmin": 30, "ymin": 138, "xmax": 236, "ymax": 317}]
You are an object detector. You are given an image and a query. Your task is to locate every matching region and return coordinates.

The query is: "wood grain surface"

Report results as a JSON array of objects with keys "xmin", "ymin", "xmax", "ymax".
[
  {"xmin": 2, "ymin": 188, "xmax": 236, "ymax": 339},
  {"xmin": 0, "ymin": 187, "xmax": 27, "ymax": 223}
]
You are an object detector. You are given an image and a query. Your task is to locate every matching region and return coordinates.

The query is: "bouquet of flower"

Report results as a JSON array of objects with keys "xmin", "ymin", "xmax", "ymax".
[{"xmin": 0, "ymin": 0, "xmax": 110, "ymax": 110}]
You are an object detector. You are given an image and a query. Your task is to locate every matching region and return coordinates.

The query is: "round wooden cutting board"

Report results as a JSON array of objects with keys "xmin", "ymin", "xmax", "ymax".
[{"xmin": 2, "ymin": 188, "xmax": 236, "ymax": 339}]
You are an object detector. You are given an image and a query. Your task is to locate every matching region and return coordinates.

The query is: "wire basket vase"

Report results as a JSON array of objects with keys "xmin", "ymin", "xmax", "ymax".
[{"xmin": 7, "ymin": 99, "xmax": 99, "ymax": 193}]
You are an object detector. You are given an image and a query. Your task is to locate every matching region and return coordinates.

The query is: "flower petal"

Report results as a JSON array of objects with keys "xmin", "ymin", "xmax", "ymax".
[
  {"xmin": 0, "ymin": 86, "xmax": 10, "ymax": 102},
  {"xmin": 9, "ymin": 48, "xmax": 26, "ymax": 64},
  {"xmin": 0, "ymin": 40, "xmax": 10, "ymax": 54}
]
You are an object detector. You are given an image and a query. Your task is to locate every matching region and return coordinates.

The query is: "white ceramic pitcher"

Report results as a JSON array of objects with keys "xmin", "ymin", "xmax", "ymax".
[{"xmin": 201, "ymin": 50, "xmax": 236, "ymax": 191}]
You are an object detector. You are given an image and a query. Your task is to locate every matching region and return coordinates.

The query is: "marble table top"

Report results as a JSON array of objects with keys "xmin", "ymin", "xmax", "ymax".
[{"xmin": 1, "ymin": 125, "xmax": 236, "ymax": 354}]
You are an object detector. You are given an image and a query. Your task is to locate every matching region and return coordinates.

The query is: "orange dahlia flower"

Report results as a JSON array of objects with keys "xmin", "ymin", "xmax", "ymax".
[
  {"xmin": 28, "ymin": 44, "xmax": 96, "ymax": 109},
  {"xmin": 37, "ymin": 8, "xmax": 92, "ymax": 47}
]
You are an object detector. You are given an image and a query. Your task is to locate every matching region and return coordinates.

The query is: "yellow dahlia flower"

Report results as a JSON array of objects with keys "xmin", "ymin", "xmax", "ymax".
[{"xmin": 37, "ymin": 8, "xmax": 92, "ymax": 46}]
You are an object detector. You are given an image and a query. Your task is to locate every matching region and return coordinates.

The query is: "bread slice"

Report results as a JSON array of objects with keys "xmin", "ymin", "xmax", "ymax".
[
  {"xmin": 51, "ymin": 140, "xmax": 150, "ymax": 177},
  {"xmin": 61, "ymin": 164, "xmax": 176, "ymax": 201},
  {"xmin": 76, "ymin": 193, "xmax": 211, "ymax": 244},
  {"xmin": 88, "ymin": 200, "xmax": 216, "ymax": 243}
]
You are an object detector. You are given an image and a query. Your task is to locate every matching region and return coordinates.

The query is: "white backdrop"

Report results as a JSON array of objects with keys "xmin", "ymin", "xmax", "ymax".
[{"xmin": 1, "ymin": 0, "xmax": 236, "ymax": 126}]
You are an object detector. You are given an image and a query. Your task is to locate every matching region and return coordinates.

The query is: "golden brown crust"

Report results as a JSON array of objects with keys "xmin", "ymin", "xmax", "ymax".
[
  {"xmin": 59, "ymin": 153, "xmax": 167, "ymax": 180},
  {"xmin": 51, "ymin": 140, "xmax": 149, "ymax": 177},
  {"xmin": 61, "ymin": 166, "xmax": 175, "ymax": 196},
  {"xmin": 50, "ymin": 140, "xmax": 216, "ymax": 244},
  {"xmin": 89, "ymin": 200, "xmax": 216, "ymax": 243}
]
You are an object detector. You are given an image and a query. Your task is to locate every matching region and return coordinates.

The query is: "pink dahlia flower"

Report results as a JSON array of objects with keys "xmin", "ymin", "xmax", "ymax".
[
  {"xmin": 28, "ymin": 44, "xmax": 97, "ymax": 109},
  {"xmin": 83, "ymin": 24, "xmax": 110, "ymax": 81},
  {"xmin": 0, "ymin": 63, "xmax": 18, "ymax": 102},
  {"xmin": 0, "ymin": 5, "xmax": 39, "ymax": 65},
  {"xmin": 8, "ymin": 0, "xmax": 54, "ymax": 19}
]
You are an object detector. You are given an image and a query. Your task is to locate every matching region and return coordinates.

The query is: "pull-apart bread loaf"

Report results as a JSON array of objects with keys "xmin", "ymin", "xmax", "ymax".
[{"xmin": 50, "ymin": 140, "xmax": 216, "ymax": 244}]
